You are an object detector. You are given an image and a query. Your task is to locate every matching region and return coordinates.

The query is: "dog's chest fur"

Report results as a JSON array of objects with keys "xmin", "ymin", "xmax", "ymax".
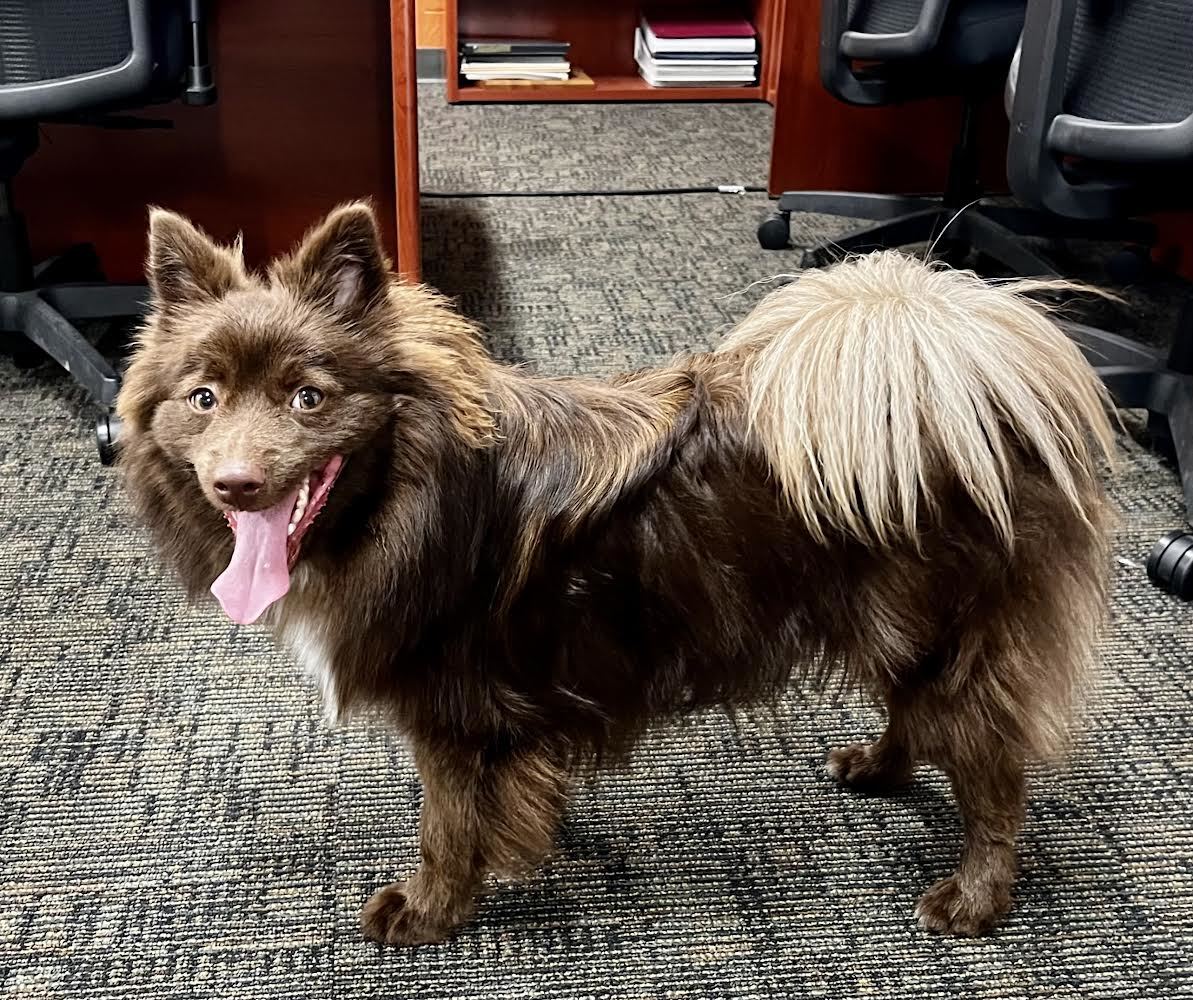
[{"xmin": 273, "ymin": 565, "xmax": 340, "ymax": 722}]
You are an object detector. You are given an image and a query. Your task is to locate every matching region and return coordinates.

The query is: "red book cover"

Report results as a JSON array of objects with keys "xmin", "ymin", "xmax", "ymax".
[{"xmin": 643, "ymin": 14, "xmax": 756, "ymax": 38}]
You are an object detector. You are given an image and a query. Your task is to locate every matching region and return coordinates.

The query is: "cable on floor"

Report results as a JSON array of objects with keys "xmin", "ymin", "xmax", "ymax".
[{"xmin": 420, "ymin": 184, "xmax": 770, "ymax": 198}]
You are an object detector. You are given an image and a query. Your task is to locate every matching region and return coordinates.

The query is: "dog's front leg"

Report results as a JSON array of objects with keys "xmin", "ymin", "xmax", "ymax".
[{"xmin": 360, "ymin": 739, "xmax": 568, "ymax": 946}]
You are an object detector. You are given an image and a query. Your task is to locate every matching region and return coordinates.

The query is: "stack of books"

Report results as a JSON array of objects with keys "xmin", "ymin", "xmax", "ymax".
[
  {"xmin": 634, "ymin": 12, "xmax": 758, "ymax": 88},
  {"xmin": 459, "ymin": 38, "xmax": 572, "ymax": 83}
]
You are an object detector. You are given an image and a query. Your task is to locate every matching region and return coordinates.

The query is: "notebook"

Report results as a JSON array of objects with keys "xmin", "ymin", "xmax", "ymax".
[
  {"xmin": 639, "ymin": 14, "xmax": 756, "ymax": 53},
  {"xmin": 633, "ymin": 29, "xmax": 757, "ymax": 70},
  {"xmin": 460, "ymin": 60, "xmax": 571, "ymax": 75},
  {"xmin": 460, "ymin": 39, "xmax": 570, "ymax": 57},
  {"xmin": 634, "ymin": 30, "xmax": 756, "ymax": 83}
]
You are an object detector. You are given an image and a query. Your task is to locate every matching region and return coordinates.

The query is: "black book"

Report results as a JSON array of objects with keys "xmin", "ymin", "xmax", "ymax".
[
  {"xmin": 461, "ymin": 53, "xmax": 571, "ymax": 65},
  {"xmin": 461, "ymin": 39, "xmax": 570, "ymax": 57},
  {"xmin": 651, "ymin": 49, "xmax": 758, "ymax": 62}
]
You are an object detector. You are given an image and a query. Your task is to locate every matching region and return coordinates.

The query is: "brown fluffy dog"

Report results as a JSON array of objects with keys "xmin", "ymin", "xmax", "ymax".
[{"xmin": 117, "ymin": 202, "xmax": 1115, "ymax": 944}]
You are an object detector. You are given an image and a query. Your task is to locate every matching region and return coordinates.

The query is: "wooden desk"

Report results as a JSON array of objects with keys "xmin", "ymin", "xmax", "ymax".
[{"xmin": 19, "ymin": 0, "xmax": 423, "ymax": 284}]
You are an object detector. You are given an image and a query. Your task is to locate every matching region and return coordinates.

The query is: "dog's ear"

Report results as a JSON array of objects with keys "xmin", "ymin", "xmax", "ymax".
[
  {"xmin": 147, "ymin": 208, "xmax": 246, "ymax": 309},
  {"xmin": 275, "ymin": 201, "xmax": 390, "ymax": 322}
]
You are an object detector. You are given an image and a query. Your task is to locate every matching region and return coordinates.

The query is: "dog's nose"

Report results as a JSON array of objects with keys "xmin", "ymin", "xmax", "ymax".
[{"xmin": 212, "ymin": 462, "xmax": 265, "ymax": 508}]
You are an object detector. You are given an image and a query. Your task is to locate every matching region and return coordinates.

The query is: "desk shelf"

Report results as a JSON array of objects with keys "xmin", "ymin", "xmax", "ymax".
[{"xmin": 446, "ymin": 0, "xmax": 780, "ymax": 104}]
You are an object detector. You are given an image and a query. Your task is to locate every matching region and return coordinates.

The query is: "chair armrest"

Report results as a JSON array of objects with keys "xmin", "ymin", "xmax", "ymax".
[
  {"xmin": 839, "ymin": 0, "xmax": 952, "ymax": 60},
  {"xmin": 1048, "ymin": 113, "xmax": 1193, "ymax": 165},
  {"xmin": 820, "ymin": 0, "xmax": 950, "ymax": 104}
]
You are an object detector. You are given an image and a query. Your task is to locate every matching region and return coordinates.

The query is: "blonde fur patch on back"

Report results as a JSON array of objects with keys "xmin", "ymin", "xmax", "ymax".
[{"xmin": 720, "ymin": 252, "xmax": 1117, "ymax": 546}]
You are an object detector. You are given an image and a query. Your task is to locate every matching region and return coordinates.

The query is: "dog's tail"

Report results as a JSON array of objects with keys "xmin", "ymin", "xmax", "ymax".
[{"xmin": 720, "ymin": 252, "xmax": 1115, "ymax": 547}]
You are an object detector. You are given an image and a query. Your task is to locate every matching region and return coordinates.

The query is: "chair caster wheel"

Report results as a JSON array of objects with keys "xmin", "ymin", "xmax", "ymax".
[
  {"xmin": 1105, "ymin": 245, "xmax": 1154, "ymax": 285},
  {"xmin": 97, "ymin": 411, "xmax": 122, "ymax": 466},
  {"xmin": 800, "ymin": 247, "xmax": 829, "ymax": 269},
  {"xmin": 758, "ymin": 212, "xmax": 791, "ymax": 250},
  {"xmin": 4, "ymin": 339, "xmax": 46, "ymax": 370},
  {"xmin": 1146, "ymin": 529, "xmax": 1193, "ymax": 599}
]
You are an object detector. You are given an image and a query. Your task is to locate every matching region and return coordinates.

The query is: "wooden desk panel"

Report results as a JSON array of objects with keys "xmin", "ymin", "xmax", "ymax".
[
  {"xmin": 392, "ymin": 0, "xmax": 421, "ymax": 279},
  {"xmin": 18, "ymin": 0, "xmax": 414, "ymax": 283}
]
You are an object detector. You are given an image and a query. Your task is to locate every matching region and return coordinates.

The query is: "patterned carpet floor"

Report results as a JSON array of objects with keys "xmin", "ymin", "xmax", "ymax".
[{"xmin": 2, "ymin": 85, "xmax": 1192, "ymax": 999}]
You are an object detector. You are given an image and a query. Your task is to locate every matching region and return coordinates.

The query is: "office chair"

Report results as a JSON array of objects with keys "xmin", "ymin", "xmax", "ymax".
[
  {"xmin": 759, "ymin": 0, "xmax": 1152, "ymax": 273},
  {"xmin": 0, "ymin": 0, "xmax": 214, "ymax": 460},
  {"xmin": 1007, "ymin": 0, "xmax": 1193, "ymax": 598}
]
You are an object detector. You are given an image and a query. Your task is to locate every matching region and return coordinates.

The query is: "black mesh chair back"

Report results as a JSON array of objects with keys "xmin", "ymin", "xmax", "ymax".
[
  {"xmin": 1065, "ymin": 0, "xmax": 1193, "ymax": 126},
  {"xmin": 0, "ymin": 1, "xmax": 152, "ymax": 119},
  {"xmin": 1007, "ymin": 0, "xmax": 1193, "ymax": 218},
  {"xmin": 847, "ymin": 0, "xmax": 924, "ymax": 34}
]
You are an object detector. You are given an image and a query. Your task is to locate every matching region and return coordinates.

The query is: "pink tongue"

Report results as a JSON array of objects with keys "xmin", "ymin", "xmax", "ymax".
[{"xmin": 210, "ymin": 490, "xmax": 298, "ymax": 625}]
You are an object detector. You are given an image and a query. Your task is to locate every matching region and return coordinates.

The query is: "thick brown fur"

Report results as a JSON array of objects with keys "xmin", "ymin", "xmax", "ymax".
[{"xmin": 117, "ymin": 203, "xmax": 1115, "ymax": 944}]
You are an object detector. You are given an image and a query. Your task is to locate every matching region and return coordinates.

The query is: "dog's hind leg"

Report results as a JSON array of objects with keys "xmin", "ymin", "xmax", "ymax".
[
  {"xmin": 911, "ymin": 704, "xmax": 1026, "ymax": 937},
  {"xmin": 827, "ymin": 701, "xmax": 915, "ymax": 794},
  {"xmin": 360, "ymin": 739, "xmax": 568, "ymax": 946}
]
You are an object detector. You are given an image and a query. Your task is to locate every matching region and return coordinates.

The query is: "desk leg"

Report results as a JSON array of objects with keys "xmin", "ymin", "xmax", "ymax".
[{"xmin": 391, "ymin": 0, "xmax": 421, "ymax": 281}]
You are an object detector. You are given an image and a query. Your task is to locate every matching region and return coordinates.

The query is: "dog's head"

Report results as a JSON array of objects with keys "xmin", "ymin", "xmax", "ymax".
[{"xmin": 117, "ymin": 202, "xmax": 494, "ymax": 624}]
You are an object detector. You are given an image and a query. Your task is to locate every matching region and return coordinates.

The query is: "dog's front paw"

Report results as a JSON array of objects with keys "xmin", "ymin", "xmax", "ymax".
[
  {"xmin": 914, "ymin": 875, "xmax": 1010, "ymax": 937},
  {"xmin": 827, "ymin": 741, "xmax": 911, "ymax": 793},
  {"xmin": 360, "ymin": 881, "xmax": 462, "ymax": 946}
]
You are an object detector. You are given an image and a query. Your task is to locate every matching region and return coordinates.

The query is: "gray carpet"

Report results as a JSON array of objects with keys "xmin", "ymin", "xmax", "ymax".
[
  {"xmin": 3, "ymin": 84, "xmax": 1193, "ymax": 999},
  {"xmin": 417, "ymin": 85, "xmax": 773, "ymax": 192}
]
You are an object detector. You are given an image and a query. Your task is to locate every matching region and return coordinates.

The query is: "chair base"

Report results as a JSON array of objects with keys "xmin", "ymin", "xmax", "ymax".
[
  {"xmin": 97, "ymin": 410, "xmax": 123, "ymax": 466},
  {"xmin": 1, "ymin": 147, "xmax": 142, "ymax": 461},
  {"xmin": 1, "ymin": 249, "xmax": 147, "ymax": 407},
  {"xmin": 1062, "ymin": 309, "xmax": 1193, "ymax": 600},
  {"xmin": 758, "ymin": 192, "xmax": 1157, "ymax": 277},
  {"xmin": 1, "ymin": 235, "xmax": 146, "ymax": 466}
]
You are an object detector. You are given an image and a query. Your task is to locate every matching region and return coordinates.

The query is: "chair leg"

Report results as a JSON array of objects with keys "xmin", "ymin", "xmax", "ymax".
[
  {"xmin": 41, "ymin": 283, "xmax": 150, "ymax": 321},
  {"xmin": 14, "ymin": 293, "xmax": 120, "ymax": 405},
  {"xmin": 955, "ymin": 212, "xmax": 1058, "ymax": 277},
  {"xmin": 800, "ymin": 209, "xmax": 944, "ymax": 268},
  {"xmin": 1166, "ymin": 299, "xmax": 1193, "ymax": 375},
  {"xmin": 1061, "ymin": 319, "xmax": 1164, "ymax": 370},
  {"xmin": 977, "ymin": 204, "xmax": 1157, "ymax": 245},
  {"xmin": 1142, "ymin": 382, "xmax": 1193, "ymax": 597},
  {"xmin": 777, "ymin": 191, "xmax": 939, "ymax": 220},
  {"xmin": 33, "ymin": 243, "xmax": 104, "ymax": 285},
  {"xmin": 1165, "ymin": 387, "xmax": 1193, "ymax": 527}
]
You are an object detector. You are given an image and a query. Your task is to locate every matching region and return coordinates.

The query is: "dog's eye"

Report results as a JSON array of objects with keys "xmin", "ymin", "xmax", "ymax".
[
  {"xmin": 188, "ymin": 387, "xmax": 218, "ymax": 411},
  {"xmin": 291, "ymin": 386, "xmax": 324, "ymax": 411}
]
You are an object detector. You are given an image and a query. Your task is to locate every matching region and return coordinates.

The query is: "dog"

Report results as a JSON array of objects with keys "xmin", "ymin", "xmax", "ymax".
[{"xmin": 116, "ymin": 202, "xmax": 1115, "ymax": 944}]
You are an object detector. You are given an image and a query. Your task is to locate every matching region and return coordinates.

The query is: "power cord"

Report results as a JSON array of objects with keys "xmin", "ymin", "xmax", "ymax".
[{"xmin": 420, "ymin": 184, "xmax": 770, "ymax": 199}]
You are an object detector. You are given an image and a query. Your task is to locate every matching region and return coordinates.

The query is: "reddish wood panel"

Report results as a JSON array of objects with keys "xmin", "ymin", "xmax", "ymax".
[
  {"xmin": 766, "ymin": 1, "xmax": 1009, "ymax": 195},
  {"xmin": 1153, "ymin": 213, "xmax": 1193, "ymax": 282},
  {"xmin": 18, "ymin": 0, "xmax": 401, "ymax": 283},
  {"xmin": 447, "ymin": 0, "xmax": 777, "ymax": 104},
  {"xmin": 392, "ymin": 0, "xmax": 422, "ymax": 280},
  {"xmin": 754, "ymin": 0, "xmax": 781, "ymax": 103}
]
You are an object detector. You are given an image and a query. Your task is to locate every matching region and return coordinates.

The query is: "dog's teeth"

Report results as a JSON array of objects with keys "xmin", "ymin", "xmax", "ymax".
[
  {"xmin": 290, "ymin": 481, "xmax": 311, "ymax": 528},
  {"xmin": 287, "ymin": 523, "xmax": 296, "ymax": 535}
]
